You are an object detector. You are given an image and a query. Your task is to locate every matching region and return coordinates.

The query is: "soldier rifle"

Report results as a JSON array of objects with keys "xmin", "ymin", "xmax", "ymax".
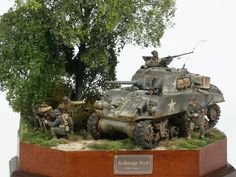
[{"xmin": 33, "ymin": 108, "xmax": 48, "ymax": 132}]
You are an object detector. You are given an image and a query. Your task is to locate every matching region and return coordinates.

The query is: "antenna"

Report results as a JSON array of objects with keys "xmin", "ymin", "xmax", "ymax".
[{"xmin": 182, "ymin": 40, "xmax": 207, "ymax": 68}]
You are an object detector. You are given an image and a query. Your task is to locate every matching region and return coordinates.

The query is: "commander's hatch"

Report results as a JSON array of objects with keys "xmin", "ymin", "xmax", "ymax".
[
  {"xmin": 142, "ymin": 56, "xmax": 173, "ymax": 67},
  {"xmin": 142, "ymin": 56, "xmax": 151, "ymax": 62}
]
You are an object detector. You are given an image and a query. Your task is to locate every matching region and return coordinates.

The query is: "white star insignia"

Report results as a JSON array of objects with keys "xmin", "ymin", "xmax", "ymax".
[{"xmin": 168, "ymin": 99, "xmax": 176, "ymax": 112}]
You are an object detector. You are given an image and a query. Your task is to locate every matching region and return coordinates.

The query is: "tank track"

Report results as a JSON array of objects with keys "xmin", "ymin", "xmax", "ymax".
[
  {"xmin": 133, "ymin": 120, "xmax": 158, "ymax": 149},
  {"xmin": 207, "ymin": 104, "xmax": 221, "ymax": 128}
]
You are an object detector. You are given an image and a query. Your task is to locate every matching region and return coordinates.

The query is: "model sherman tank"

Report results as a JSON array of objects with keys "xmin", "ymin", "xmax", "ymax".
[{"xmin": 87, "ymin": 51, "xmax": 224, "ymax": 149}]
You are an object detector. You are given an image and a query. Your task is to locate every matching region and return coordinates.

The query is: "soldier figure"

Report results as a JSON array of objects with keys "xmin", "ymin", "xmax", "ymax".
[
  {"xmin": 43, "ymin": 109, "xmax": 71, "ymax": 139},
  {"xmin": 58, "ymin": 96, "xmax": 86, "ymax": 112},
  {"xmin": 58, "ymin": 96, "xmax": 86, "ymax": 133},
  {"xmin": 145, "ymin": 50, "xmax": 161, "ymax": 66},
  {"xmin": 185, "ymin": 98, "xmax": 206, "ymax": 139},
  {"xmin": 33, "ymin": 102, "xmax": 54, "ymax": 131}
]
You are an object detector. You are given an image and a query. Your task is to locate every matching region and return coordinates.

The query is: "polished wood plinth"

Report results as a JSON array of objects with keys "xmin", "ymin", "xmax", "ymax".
[{"xmin": 10, "ymin": 139, "xmax": 236, "ymax": 177}]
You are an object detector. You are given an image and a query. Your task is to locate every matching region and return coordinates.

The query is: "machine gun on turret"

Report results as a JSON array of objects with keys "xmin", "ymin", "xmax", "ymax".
[
  {"xmin": 159, "ymin": 51, "xmax": 193, "ymax": 67},
  {"xmin": 143, "ymin": 51, "xmax": 193, "ymax": 67}
]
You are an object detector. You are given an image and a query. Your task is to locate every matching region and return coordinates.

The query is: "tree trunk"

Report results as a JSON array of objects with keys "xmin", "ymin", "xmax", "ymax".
[{"xmin": 74, "ymin": 44, "xmax": 86, "ymax": 99}]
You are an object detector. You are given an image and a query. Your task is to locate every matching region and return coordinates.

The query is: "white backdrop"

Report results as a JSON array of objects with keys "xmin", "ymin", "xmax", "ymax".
[{"xmin": 0, "ymin": 0, "xmax": 235, "ymax": 176}]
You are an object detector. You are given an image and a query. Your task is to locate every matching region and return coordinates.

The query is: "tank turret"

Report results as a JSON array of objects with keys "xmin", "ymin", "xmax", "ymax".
[{"xmin": 87, "ymin": 51, "xmax": 224, "ymax": 149}]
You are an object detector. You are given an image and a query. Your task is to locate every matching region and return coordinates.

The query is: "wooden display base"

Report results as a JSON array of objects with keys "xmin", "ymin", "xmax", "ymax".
[{"xmin": 10, "ymin": 138, "xmax": 236, "ymax": 177}]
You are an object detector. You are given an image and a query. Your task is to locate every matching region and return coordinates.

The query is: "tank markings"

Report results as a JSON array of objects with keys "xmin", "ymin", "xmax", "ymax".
[{"xmin": 168, "ymin": 98, "xmax": 176, "ymax": 113}]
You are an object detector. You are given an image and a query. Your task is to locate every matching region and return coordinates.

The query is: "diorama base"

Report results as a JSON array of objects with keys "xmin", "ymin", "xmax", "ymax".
[{"xmin": 10, "ymin": 139, "xmax": 235, "ymax": 177}]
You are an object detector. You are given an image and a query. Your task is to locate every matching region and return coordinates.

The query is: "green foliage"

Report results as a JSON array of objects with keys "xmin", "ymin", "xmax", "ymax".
[
  {"xmin": 0, "ymin": 0, "xmax": 176, "ymax": 115},
  {"xmin": 20, "ymin": 118, "xmax": 57, "ymax": 147},
  {"xmin": 0, "ymin": 2, "xmax": 71, "ymax": 115},
  {"xmin": 70, "ymin": 100, "xmax": 95, "ymax": 131}
]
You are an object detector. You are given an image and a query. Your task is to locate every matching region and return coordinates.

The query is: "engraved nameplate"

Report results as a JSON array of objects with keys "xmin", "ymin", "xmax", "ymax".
[{"xmin": 113, "ymin": 154, "xmax": 153, "ymax": 175}]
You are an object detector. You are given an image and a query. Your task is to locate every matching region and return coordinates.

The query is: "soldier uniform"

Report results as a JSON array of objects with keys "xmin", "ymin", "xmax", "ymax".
[
  {"xmin": 44, "ymin": 109, "xmax": 70, "ymax": 139},
  {"xmin": 145, "ymin": 50, "xmax": 161, "ymax": 66},
  {"xmin": 185, "ymin": 98, "xmax": 206, "ymax": 139},
  {"xmin": 57, "ymin": 96, "xmax": 86, "ymax": 133},
  {"xmin": 33, "ymin": 102, "xmax": 53, "ymax": 131}
]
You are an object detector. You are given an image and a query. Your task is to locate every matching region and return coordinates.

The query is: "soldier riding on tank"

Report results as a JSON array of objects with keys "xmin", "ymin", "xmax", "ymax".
[{"xmin": 145, "ymin": 50, "xmax": 161, "ymax": 66}]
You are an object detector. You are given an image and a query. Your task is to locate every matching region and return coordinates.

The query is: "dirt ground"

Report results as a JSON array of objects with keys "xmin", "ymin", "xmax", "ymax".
[
  {"xmin": 51, "ymin": 138, "xmax": 167, "ymax": 151},
  {"xmin": 51, "ymin": 139, "xmax": 109, "ymax": 151}
]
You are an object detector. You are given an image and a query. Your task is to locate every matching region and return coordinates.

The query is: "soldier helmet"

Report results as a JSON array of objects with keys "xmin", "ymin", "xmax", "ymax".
[
  {"xmin": 151, "ymin": 50, "xmax": 158, "ymax": 57},
  {"xmin": 53, "ymin": 109, "xmax": 61, "ymax": 116},
  {"xmin": 63, "ymin": 96, "xmax": 71, "ymax": 103},
  {"xmin": 38, "ymin": 102, "xmax": 52, "ymax": 113},
  {"xmin": 40, "ymin": 102, "xmax": 49, "ymax": 107}
]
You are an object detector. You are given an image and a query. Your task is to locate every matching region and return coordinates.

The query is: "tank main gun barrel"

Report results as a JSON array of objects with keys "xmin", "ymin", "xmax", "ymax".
[{"xmin": 105, "ymin": 81, "xmax": 139, "ymax": 85}]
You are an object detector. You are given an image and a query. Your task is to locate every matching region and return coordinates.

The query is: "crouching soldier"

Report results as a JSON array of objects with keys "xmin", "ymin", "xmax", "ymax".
[
  {"xmin": 185, "ymin": 98, "xmax": 206, "ymax": 140},
  {"xmin": 33, "ymin": 102, "xmax": 54, "ymax": 131},
  {"xmin": 43, "ymin": 109, "xmax": 72, "ymax": 139}
]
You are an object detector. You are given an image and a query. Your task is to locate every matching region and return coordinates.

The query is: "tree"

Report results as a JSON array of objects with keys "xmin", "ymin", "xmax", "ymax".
[
  {"xmin": 0, "ymin": 0, "xmax": 175, "ymax": 114},
  {"xmin": 0, "ymin": 1, "xmax": 72, "ymax": 115}
]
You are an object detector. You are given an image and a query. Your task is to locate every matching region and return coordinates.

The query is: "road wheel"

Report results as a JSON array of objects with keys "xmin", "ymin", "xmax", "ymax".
[
  {"xmin": 169, "ymin": 126, "xmax": 180, "ymax": 140},
  {"xmin": 133, "ymin": 121, "xmax": 159, "ymax": 149},
  {"xmin": 207, "ymin": 104, "xmax": 221, "ymax": 128},
  {"xmin": 87, "ymin": 113, "xmax": 101, "ymax": 140}
]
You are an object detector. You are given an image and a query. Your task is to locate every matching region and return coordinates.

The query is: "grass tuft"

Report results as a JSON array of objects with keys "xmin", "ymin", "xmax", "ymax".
[
  {"xmin": 20, "ymin": 118, "xmax": 57, "ymax": 147},
  {"xmin": 161, "ymin": 129, "xmax": 226, "ymax": 150}
]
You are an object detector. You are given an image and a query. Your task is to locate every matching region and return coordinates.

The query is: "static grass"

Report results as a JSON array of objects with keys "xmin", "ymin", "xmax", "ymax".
[
  {"xmin": 87, "ymin": 138, "xmax": 137, "ymax": 150},
  {"xmin": 161, "ymin": 128, "xmax": 226, "ymax": 150},
  {"xmin": 20, "ymin": 118, "xmax": 57, "ymax": 147}
]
